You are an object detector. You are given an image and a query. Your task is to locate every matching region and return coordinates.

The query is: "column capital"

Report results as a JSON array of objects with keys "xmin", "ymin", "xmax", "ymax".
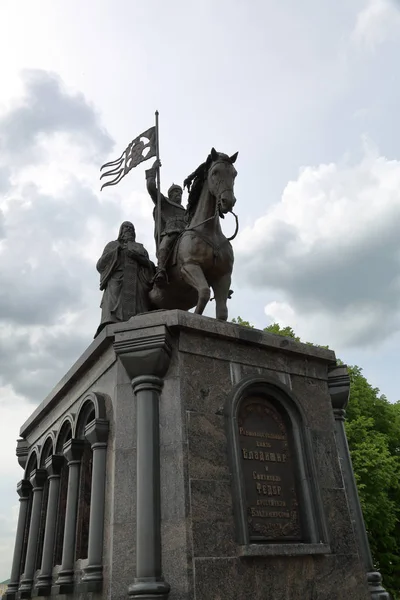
[
  {"xmin": 44, "ymin": 454, "xmax": 64, "ymax": 477},
  {"xmin": 131, "ymin": 374, "xmax": 164, "ymax": 395},
  {"xmin": 114, "ymin": 324, "xmax": 172, "ymax": 380},
  {"xmin": 16, "ymin": 438, "xmax": 29, "ymax": 470},
  {"xmin": 16, "ymin": 479, "xmax": 31, "ymax": 500},
  {"xmin": 328, "ymin": 364, "xmax": 350, "ymax": 412},
  {"xmin": 63, "ymin": 438, "xmax": 85, "ymax": 464},
  {"xmin": 85, "ymin": 418, "xmax": 109, "ymax": 448},
  {"xmin": 29, "ymin": 468, "xmax": 47, "ymax": 491}
]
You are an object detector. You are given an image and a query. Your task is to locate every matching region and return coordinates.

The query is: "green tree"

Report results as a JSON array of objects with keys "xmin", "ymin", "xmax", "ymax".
[
  {"xmin": 232, "ymin": 317, "xmax": 400, "ymax": 598},
  {"xmin": 345, "ymin": 366, "xmax": 400, "ymax": 597},
  {"xmin": 231, "ymin": 316, "xmax": 254, "ymax": 328}
]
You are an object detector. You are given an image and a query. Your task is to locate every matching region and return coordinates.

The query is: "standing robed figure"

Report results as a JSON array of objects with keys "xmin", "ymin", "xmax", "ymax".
[{"xmin": 95, "ymin": 221, "xmax": 155, "ymax": 337}]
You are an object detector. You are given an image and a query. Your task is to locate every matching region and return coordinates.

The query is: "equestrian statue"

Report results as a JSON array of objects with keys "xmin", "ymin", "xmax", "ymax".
[
  {"xmin": 147, "ymin": 147, "xmax": 238, "ymax": 321},
  {"xmin": 98, "ymin": 121, "xmax": 238, "ymax": 328}
]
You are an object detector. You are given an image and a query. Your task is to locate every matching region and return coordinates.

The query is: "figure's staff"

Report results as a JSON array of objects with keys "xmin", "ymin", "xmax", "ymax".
[
  {"xmin": 99, "ymin": 113, "xmax": 162, "ymax": 251},
  {"xmin": 155, "ymin": 110, "xmax": 162, "ymax": 254}
]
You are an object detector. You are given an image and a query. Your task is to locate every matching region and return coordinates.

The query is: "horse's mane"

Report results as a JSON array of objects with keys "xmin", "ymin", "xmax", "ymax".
[{"xmin": 184, "ymin": 154, "xmax": 213, "ymax": 221}]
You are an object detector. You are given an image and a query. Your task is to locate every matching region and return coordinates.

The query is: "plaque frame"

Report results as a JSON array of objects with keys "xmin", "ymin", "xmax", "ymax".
[{"xmin": 225, "ymin": 375, "xmax": 328, "ymax": 551}]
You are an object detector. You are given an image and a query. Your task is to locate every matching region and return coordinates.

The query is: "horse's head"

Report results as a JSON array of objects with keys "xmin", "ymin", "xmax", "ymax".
[{"xmin": 207, "ymin": 147, "xmax": 238, "ymax": 215}]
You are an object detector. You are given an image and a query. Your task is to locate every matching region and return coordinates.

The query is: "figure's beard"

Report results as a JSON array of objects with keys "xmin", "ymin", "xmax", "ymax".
[{"xmin": 120, "ymin": 233, "xmax": 135, "ymax": 243}]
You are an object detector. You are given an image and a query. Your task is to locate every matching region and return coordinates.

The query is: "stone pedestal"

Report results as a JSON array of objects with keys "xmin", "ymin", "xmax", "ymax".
[{"xmin": 11, "ymin": 310, "xmax": 372, "ymax": 600}]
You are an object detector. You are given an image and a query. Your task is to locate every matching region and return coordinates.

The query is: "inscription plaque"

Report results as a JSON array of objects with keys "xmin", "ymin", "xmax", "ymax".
[{"xmin": 238, "ymin": 395, "xmax": 302, "ymax": 542}]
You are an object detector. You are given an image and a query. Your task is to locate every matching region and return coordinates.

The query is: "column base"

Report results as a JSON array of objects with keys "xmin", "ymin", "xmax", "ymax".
[
  {"xmin": 32, "ymin": 573, "xmax": 53, "ymax": 597},
  {"xmin": 50, "ymin": 582, "xmax": 74, "ymax": 595},
  {"xmin": 81, "ymin": 563, "xmax": 103, "ymax": 583},
  {"xmin": 2, "ymin": 586, "xmax": 18, "ymax": 600},
  {"xmin": 51, "ymin": 570, "xmax": 74, "ymax": 596},
  {"xmin": 368, "ymin": 571, "xmax": 390, "ymax": 599},
  {"xmin": 18, "ymin": 579, "xmax": 33, "ymax": 599},
  {"xmin": 31, "ymin": 584, "xmax": 52, "ymax": 597},
  {"xmin": 128, "ymin": 578, "xmax": 170, "ymax": 599}
]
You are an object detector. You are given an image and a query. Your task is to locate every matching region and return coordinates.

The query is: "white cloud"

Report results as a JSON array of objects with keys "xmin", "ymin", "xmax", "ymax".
[
  {"xmin": 351, "ymin": 0, "xmax": 400, "ymax": 49},
  {"xmin": 0, "ymin": 386, "xmax": 33, "ymax": 580},
  {"xmin": 0, "ymin": 502, "xmax": 19, "ymax": 582},
  {"xmin": 236, "ymin": 142, "xmax": 400, "ymax": 348}
]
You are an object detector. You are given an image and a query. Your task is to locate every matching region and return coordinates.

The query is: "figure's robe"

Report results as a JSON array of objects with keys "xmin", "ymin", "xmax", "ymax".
[{"xmin": 95, "ymin": 240, "xmax": 154, "ymax": 336}]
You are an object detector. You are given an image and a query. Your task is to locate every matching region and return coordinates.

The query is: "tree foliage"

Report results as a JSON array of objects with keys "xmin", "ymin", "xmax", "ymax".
[{"xmin": 233, "ymin": 317, "xmax": 400, "ymax": 598}]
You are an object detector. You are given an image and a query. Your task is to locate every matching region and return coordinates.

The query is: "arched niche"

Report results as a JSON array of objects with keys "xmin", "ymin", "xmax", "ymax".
[
  {"xmin": 39, "ymin": 435, "xmax": 55, "ymax": 467},
  {"xmin": 53, "ymin": 418, "xmax": 73, "ymax": 566},
  {"xmin": 36, "ymin": 436, "xmax": 54, "ymax": 571},
  {"xmin": 225, "ymin": 376, "xmax": 327, "ymax": 549},
  {"xmin": 20, "ymin": 450, "xmax": 38, "ymax": 577},
  {"xmin": 74, "ymin": 397, "xmax": 96, "ymax": 561},
  {"xmin": 74, "ymin": 391, "xmax": 108, "ymax": 438},
  {"xmin": 24, "ymin": 449, "xmax": 38, "ymax": 479}
]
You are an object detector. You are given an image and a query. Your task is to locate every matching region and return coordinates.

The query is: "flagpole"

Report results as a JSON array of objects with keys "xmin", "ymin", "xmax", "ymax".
[{"xmin": 155, "ymin": 110, "xmax": 162, "ymax": 256}]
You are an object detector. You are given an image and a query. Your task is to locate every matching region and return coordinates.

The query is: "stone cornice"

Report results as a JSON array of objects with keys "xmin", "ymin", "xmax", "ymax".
[
  {"xmin": 16, "ymin": 479, "xmax": 31, "ymax": 499},
  {"xmin": 114, "ymin": 324, "xmax": 172, "ymax": 380},
  {"xmin": 328, "ymin": 364, "xmax": 351, "ymax": 411},
  {"xmin": 85, "ymin": 418, "xmax": 109, "ymax": 447},
  {"xmin": 20, "ymin": 310, "xmax": 336, "ymax": 438},
  {"xmin": 16, "ymin": 438, "xmax": 29, "ymax": 469},
  {"xmin": 62, "ymin": 439, "xmax": 85, "ymax": 464},
  {"xmin": 29, "ymin": 468, "xmax": 47, "ymax": 490},
  {"xmin": 44, "ymin": 454, "xmax": 64, "ymax": 476}
]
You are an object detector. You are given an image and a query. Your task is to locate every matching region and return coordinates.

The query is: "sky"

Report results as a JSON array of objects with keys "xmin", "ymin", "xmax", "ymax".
[{"xmin": 1, "ymin": 0, "xmax": 400, "ymax": 581}]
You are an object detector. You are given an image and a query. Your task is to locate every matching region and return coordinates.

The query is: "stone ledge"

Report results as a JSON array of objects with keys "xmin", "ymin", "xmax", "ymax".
[
  {"xmin": 20, "ymin": 310, "xmax": 336, "ymax": 437},
  {"xmin": 32, "ymin": 584, "xmax": 51, "ymax": 596},
  {"xmin": 238, "ymin": 543, "xmax": 331, "ymax": 557},
  {"xmin": 116, "ymin": 310, "xmax": 336, "ymax": 364},
  {"xmin": 76, "ymin": 580, "xmax": 102, "ymax": 594}
]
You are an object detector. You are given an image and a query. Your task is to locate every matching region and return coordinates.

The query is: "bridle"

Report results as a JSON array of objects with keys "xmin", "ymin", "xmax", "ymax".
[{"xmin": 185, "ymin": 160, "xmax": 239, "ymax": 242}]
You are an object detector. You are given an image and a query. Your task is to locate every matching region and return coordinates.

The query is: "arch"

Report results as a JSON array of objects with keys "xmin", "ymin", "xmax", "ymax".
[
  {"xmin": 75, "ymin": 402, "xmax": 96, "ymax": 441},
  {"xmin": 74, "ymin": 392, "xmax": 108, "ymax": 439},
  {"xmin": 36, "ymin": 436, "xmax": 54, "ymax": 571},
  {"xmin": 55, "ymin": 417, "xmax": 73, "ymax": 453},
  {"xmin": 53, "ymin": 417, "xmax": 73, "ymax": 566},
  {"xmin": 39, "ymin": 434, "xmax": 55, "ymax": 468},
  {"xmin": 225, "ymin": 375, "xmax": 327, "ymax": 547},
  {"xmin": 74, "ymin": 393, "xmax": 109, "ymax": 561},
  {"xmin": 24, "ymin": 448, "xmax": 39, "ymax": 479},
  {"xmin": 227, "ymin": 374, "xmax": 308, "ymax": 425},
  {"xmin": 20, "ymin": 450, "xmax": 39, "ymax": 578}
]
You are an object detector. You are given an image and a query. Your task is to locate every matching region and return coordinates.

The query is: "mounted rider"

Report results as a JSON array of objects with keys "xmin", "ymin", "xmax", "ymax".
[{"xmin": 145, "ymin": 159, "xmax": 187, "ymax": 285}]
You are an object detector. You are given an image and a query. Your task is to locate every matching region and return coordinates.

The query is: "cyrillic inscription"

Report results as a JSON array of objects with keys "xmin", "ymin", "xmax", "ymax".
[{"xmin": 238, "ymin": 396, "xmax": 302, "ymax": 542}]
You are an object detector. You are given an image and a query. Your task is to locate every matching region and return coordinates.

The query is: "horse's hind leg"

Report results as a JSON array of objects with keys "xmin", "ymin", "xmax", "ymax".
[
  {"xmin": 212, "ymin": 273, "xmax": 231, "ymax": 321},
  {"xmin": 181, "ymin": 263, "xmax": 210, "ymax": 314}
]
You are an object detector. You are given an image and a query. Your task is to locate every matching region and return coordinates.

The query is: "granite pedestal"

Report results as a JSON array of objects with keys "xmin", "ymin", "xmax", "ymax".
[{"xmin": 5, "ymin": 310, "xmax": 372, "ymax": 600}]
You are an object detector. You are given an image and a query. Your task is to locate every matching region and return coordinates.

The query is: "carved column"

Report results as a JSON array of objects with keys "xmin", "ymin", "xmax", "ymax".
[
  {"xmin": 53, "ymin": 439, "xmax": 85, "ymax": 594},
  {"xmin": 114, "ymin": 324, "xmax": 172, "ymax": 600},
  {"xmin": 18, "ymin": 469, "xmax": 47, "ymax": 598},
  {"xmin": 4, "ymin": 480, "xmax": 31, "ymax": 599},
  {"xmin": 33, "ymin": 455, "xmax": 64, "ymax": 596},
  {"xmin": 328, "ymin": 364, "xmax": 390, "ymax": 600},
  {"xmin": 81, "ymin": 419, "xmax": 109, "ymax": 589}
]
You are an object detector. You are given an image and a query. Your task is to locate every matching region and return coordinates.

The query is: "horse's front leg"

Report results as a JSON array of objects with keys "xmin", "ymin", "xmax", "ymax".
[
  {"xmin": 212, "ymin": 273, "xmax": 231, "ymax": 321},
  {"xmin": 181, "ymin": 263, "xmax": 210, "ymax": 315}
]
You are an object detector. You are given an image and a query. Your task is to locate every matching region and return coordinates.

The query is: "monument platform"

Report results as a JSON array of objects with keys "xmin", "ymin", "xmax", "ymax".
[{"xmin": 4, "ymin": 310, "xmax": 371, "ymax": 600}]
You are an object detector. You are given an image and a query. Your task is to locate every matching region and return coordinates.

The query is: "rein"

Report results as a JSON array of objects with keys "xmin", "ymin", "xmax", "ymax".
[{"xmin": 185, "ymin": 198, "xmax": 240, "ymax": 241}]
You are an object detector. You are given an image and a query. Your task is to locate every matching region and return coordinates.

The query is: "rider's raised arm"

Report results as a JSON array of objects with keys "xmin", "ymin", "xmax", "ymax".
[{"xmin": 145, "ymin": 161, "xmax": 159, "ymax": 204}]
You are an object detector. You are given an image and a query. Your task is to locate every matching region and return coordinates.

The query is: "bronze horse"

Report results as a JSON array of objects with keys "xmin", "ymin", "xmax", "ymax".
[{"xmin": 149, "ymin": 148, "xmax": 238, "ymax": 320}]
